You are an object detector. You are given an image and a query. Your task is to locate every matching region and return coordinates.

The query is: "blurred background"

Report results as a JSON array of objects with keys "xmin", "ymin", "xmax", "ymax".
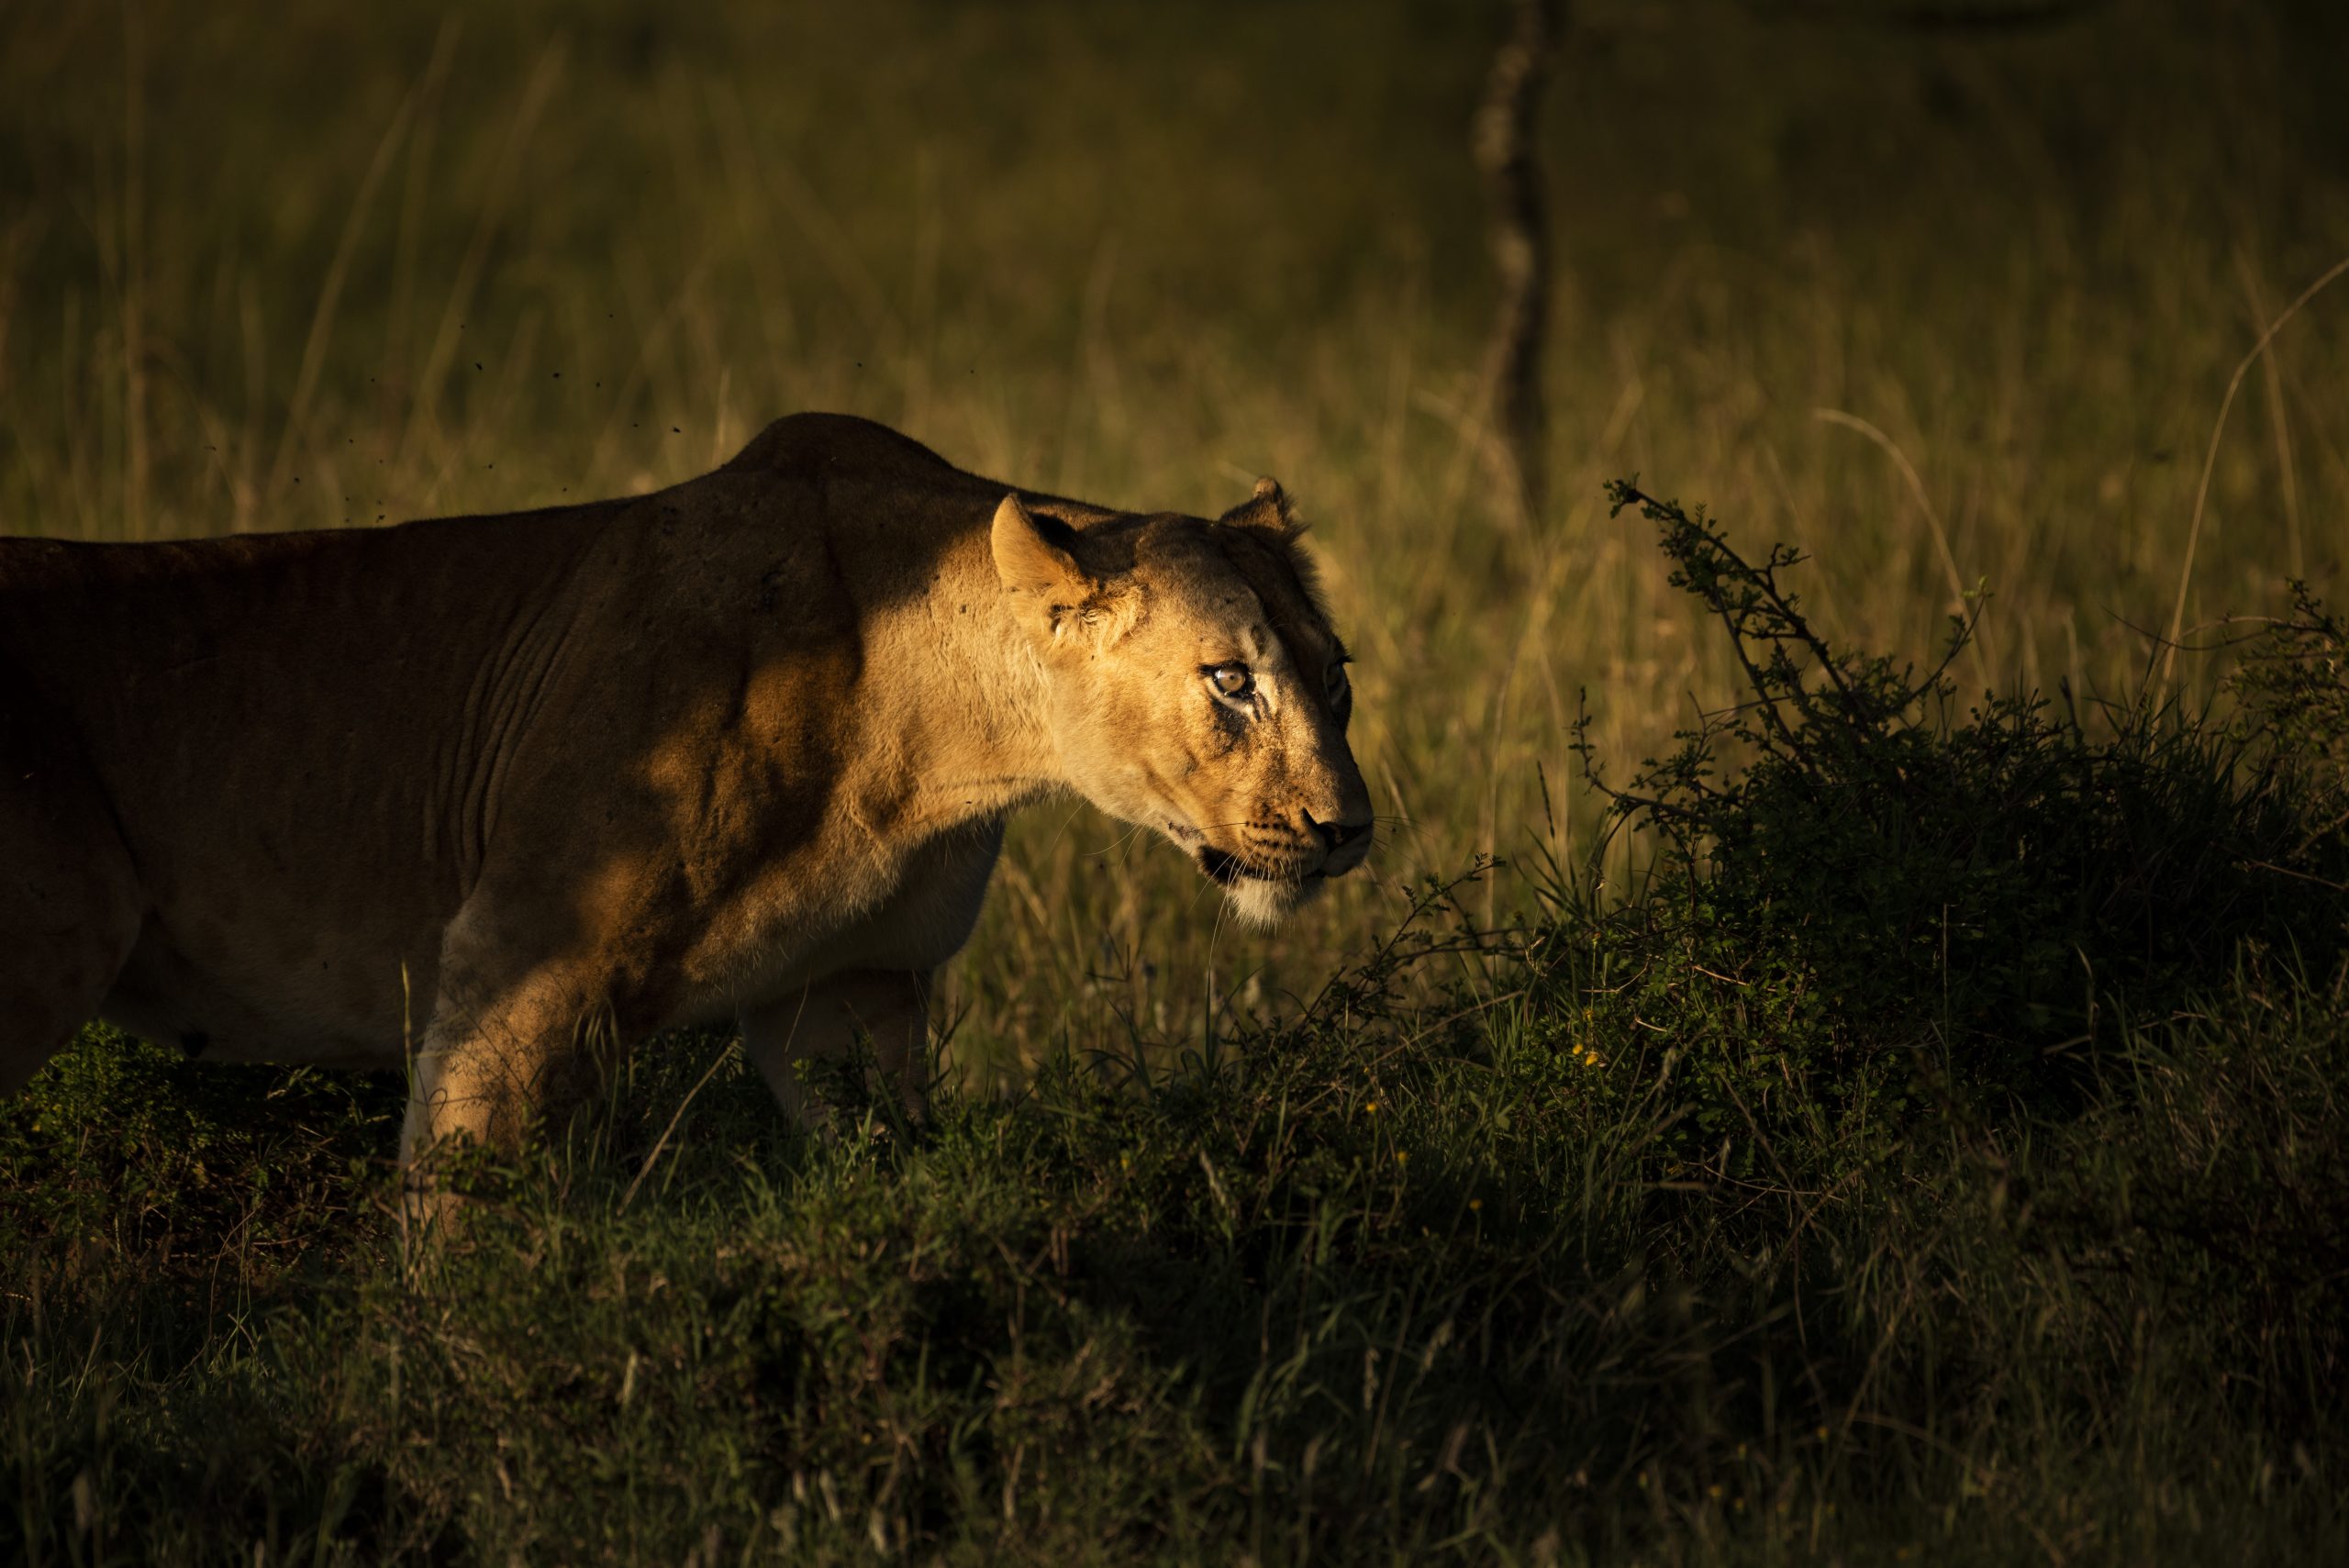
[{"xmin": 4, "ymin": 0, "xmax": 2344, "ymax": 1071}]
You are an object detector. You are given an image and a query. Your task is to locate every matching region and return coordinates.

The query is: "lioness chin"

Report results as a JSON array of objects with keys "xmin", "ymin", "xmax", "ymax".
[{"xmin": 0, "ymin": 413, "xmax": 1372, "ymax": 1201}]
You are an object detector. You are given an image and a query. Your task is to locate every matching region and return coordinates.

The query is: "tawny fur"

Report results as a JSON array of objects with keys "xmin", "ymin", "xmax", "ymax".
[{"xmin": 0, "ymin": 414, "xmax": 1371, "ymax": 1184}]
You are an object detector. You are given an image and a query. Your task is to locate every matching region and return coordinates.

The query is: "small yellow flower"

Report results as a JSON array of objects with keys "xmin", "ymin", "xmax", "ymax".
[
  {"xmin": 1468, "ymin": 1198, "xmax": 1483, "ymax": 1211},
  {"xmin": 1364, "ymin": 1100, "xmax": 1378, "ymax": 1115},
  {"xmin": 1396, "ymin": 1151, "xmax": 1408, "ymax": 1165},
  {"xmin": 1707, "ymin": 1484, "xmax": 1723, "ymax": 1500},
  {"xmin": 1581, "ymin": 1049, "xmax": 1602, "ymax": 1067}
]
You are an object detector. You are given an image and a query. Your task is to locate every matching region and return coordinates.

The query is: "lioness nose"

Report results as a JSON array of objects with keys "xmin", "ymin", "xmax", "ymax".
[{"xmin": 1304, "ymin": 811, "xmax": 1371, "ymax": 853}]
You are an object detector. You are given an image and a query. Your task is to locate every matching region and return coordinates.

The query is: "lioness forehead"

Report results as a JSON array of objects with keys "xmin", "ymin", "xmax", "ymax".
[
  {"xmin": 1215, "ymin": 525, "xmax": 1341, "ymax": 659},
  {"xmin": 1131, "ymin": 517, "xmax": 1341, "ymax": 664}
]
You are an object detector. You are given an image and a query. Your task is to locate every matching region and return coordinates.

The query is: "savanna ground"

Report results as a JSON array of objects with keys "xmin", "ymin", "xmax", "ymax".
[{"xmin": 6, "ymin": 1, "xmax": 2349, "ymax": 1562}]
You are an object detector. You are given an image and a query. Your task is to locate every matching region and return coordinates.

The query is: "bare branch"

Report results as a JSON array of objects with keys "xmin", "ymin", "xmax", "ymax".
[{"xmin": 1474, "ymin": 0, "xmax": 1562, "ymax": 529}]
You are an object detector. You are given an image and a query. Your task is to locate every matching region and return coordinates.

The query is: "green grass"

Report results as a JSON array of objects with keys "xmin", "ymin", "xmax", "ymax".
[
  {"xmin": 7, "ymin": 0, "xmax": 2349, "ymax": 1560},
  {"xmin": 11, "ymin": 881, "xmax": 2349, "ymax": 1562}
]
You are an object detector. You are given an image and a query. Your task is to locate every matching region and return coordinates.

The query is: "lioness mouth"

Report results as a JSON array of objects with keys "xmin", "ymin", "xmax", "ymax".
[{"xmin": 1196, "ymin": 846, "xmax": 1308, "ymax": 887}]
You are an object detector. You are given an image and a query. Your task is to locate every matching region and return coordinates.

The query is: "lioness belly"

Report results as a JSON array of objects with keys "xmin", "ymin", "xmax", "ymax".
[
  {"xmin": 98, "ymin": 915, "xmax": 427, "ymax": 1069},
  {"xmin": 91, "ymin": 826, "xmax": 1003, "ymax": 1067}
]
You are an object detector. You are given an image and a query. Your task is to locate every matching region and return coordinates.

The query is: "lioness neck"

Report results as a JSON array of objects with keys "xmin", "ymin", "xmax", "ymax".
[{"xmin": 849, "ymin": 518, "xmax": 1064, "ymax": 837}]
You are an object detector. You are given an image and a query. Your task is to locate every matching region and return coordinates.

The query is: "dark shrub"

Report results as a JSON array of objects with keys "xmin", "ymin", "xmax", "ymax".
[{"xmin": 1549, "ymin": 484, "xmax": 2349, "ymax": 1164}]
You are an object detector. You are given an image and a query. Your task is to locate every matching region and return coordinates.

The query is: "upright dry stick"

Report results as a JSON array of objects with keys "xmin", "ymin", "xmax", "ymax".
[{"xmin": 1474, "ymin": 0, "xmax": 1562, "ymax": 531}]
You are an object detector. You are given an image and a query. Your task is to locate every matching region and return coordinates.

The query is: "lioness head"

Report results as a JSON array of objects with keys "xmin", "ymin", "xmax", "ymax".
[{"xmin": 992, "ymin": 480, "xmax": 1374, "ymax": 928}]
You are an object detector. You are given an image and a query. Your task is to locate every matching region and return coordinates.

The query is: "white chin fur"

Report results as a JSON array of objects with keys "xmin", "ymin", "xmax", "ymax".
[{"xmin": 1225, "ymin": 875, "xmax": 1322, "ymax": 930}]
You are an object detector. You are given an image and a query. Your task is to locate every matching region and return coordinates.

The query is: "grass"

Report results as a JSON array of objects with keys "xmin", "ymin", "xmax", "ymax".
[
  {"xmin": 10, "ymin": 814, "xmax": 2349, "ymax": 1561},
  {"xmin": 6, "ymin": 0, "xmax": 2349, "ymax": 1560}
]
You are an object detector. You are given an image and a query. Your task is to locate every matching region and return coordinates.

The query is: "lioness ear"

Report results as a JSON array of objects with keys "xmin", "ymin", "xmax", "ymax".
[
  {"xmin": 1219, "ymin": 477, "xmax": 1299, "ymax": 536},
  {"xmin": 991, "ymin": 494, "xmax": 1094, "ymax": 637}
]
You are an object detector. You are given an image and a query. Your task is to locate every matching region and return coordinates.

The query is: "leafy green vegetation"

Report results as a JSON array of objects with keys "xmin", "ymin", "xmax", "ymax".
[{"xmin": 1550, "ymin": 485, "xmax": 2349, "ymax": 1162}]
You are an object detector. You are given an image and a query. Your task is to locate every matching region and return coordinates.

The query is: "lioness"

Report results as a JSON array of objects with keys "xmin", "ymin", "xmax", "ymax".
[{"xmin": 0, "ymin": 414, "xmax": 1371, "ymax": 1177}]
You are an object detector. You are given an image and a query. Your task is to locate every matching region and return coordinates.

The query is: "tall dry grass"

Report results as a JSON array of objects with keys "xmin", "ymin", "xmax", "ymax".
[{"xmin": 3, "ymin": 0, "xmax": 2343, "ymax": 1073}]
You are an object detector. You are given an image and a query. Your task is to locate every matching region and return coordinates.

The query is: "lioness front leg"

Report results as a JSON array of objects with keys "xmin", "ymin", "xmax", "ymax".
[
  {"xmin": 740, "ymin": 967, "xmax": 933, "ymax": 1133},
  {"xmin": 398, "ymin": 964, "xmax": 618, "ymax": 1233}
]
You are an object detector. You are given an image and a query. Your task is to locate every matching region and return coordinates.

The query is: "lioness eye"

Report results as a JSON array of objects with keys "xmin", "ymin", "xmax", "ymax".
[
  {"xmin": 1327, "ymin": 662, "xmax": 1351, "ymax": 703},
  {"xmin": 1207, "ymin": 662, "xmax": 1252, "ymax": 698}
]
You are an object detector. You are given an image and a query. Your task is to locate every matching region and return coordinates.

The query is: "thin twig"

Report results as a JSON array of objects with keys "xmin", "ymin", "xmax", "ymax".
[
  {"xmin": 2161, "ymin": 250, "xmax": 2349, "ymax": 690},
  {"xmin": 618, "ymin": 1044, "xmax": 736, "ymax": 1214}
]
